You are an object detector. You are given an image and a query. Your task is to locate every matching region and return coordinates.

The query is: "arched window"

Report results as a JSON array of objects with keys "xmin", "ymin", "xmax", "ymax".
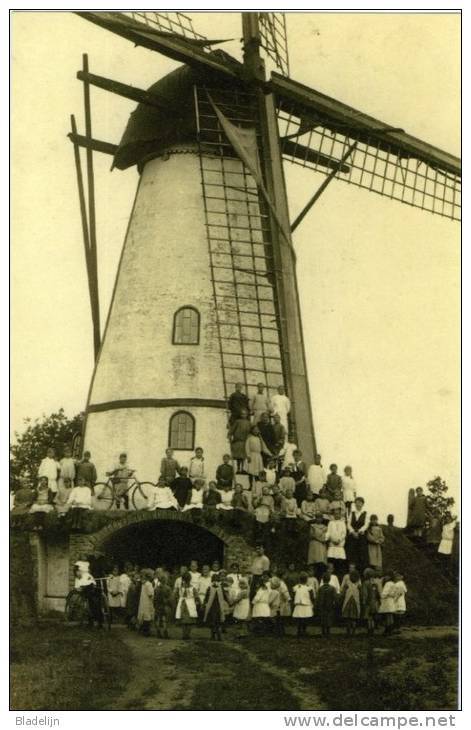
[
  {"xmin": 169, "ymin": 411, "xmax": 195, "ymax": 450},
  {"xmin": 173, "ymin": 306, "xmax": 200, "ymax": 345}
]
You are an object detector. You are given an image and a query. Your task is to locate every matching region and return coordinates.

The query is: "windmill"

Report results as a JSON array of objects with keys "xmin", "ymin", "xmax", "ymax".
[{"xmin": 69, "ymin": 11, "xmax": 461, "ymax": 485}]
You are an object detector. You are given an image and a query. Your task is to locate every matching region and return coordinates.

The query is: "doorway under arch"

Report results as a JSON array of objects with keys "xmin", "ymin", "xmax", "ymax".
[{"xmin": 100, "ymin": 519, "xmax": 225, "ymax": 570}]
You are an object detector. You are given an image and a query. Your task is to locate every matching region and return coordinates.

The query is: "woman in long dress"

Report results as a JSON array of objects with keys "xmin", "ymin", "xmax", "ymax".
[{"xmin": 245, "ymin": 425, "xmax": 269, "ymax": 486}]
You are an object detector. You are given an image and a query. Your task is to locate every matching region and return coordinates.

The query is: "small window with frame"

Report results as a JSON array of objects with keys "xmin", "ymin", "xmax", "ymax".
[{"xmin": 172, "ymin": 307, "xmax": 200, "ymax": 345}]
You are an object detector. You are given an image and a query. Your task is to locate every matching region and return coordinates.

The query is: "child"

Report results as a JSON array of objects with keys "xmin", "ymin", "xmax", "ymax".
[
  {"xmin": 265, "ymin": 459, "xmax": 278, "ymax": 488},
  {"xmin": 233, "ymin": 578, "xmax": 251, "ymax": 636},
  {"xmin": 217, "ymin": 483, "xmax": 235, "ymax": 511},
  {"xmin": 229, "ymin": 408, "xmax": 251, "ymax": 474},
  {"xmin": 277, "ymin": 574, "xmax": 292, "ymax": 633},
  {"xmin": 203, "ymin": 574, "xmax": 226, "ymax": 640},
  {"xmin": 340, "ymin": 563, "xmax": 361, "ymax": 592},
  {"xmin": 203, "ymin": 481, "xmax": 222, "ymax": 508},
  {"xmin": 316, "ymin": 574, "xmax": 338, "ymax": 637},
  {"xmin": 278, "ymin": 468, "xmax": 296, "ymax": 497},
  {"xmin": 197, "ymin": 565, "xmax": 212, "ymax": 608},
  {"xmin": 106, "ymin": 453, "xmax": 135, "ymax": 509},
  {"xmin": 160, "ymin": 448, "xmax": 181, "ymax": 485},
  {"xmin": 175, "ymin": 572, "xmax": 199, "ymax": 639},
  {"xmin": 367, "ymin": 515, "xmax": 385, "ymax": 569},
  {"xmin": 210, "ymin": 560, "xmax": 221, "ymax": 577},
  {"xmin": 183, "ymin": 479, "xmax": 205, "ymax": 511},
  {"xmin": 251, "ymin": 573, "xmax": 272, "ymax": 634},
  {"xmin": 300, "ymin": 491, "xmax": 317, "ymax": 522},
  {"xmin": 29, "ymin": 477, "xmax": 53, "ymax": 529},
  {"xmin": 59, "ymin": 446, "xmax": 76, "ymax": 489},
  {"xmin": 55, "ymin": 476, "xmax": 73, "ymax": 517},
  {"xmin": 307, "ymin": 454, "xmax": 326, "ymax": 497},
  {"xmin": 171, "ymin": 467, "xmax": 193, "ymax": 510},
  {"xmin": 38, "ymin": 448, "xmax": 60, "ymax": 501},
  {"xmin": 325, "ymin": 562, "xmax": 341, "ymax": 594},
  {"xmin": 292, "ymin": 572, "xmax": 315, "ymax": 637},
  {"xmin": 74, "ymin": 553, "xmax": 91, "ymax": 587},
  {"xmin": 253, "ymin": 485, "xmax": 274, "ymax": 523},
  {"xmin": 76, "ymin": 451, "xmax": 97, "ymax": 487},
  {"xmin": 189, "ymin": 447, "xmax": 206, "ymax": 484},
  {"xmin": 361, "ymin": 568, "xmax": 380, "ymax": 635},
  {"xmin": 125, "ymin": 572, "xmax": 141, "ymax": 629},
  {"xmin": 342, "ymin": 466, "xmax": 357, "ymax": 516},
  {"xmin": 378, "ymin": 573, "xmax": 396, "ymax": 636},
  {"xmin": 149, "ymin": 478, "xmax": 179, "ymax": 510},
  {"xmin": 341, "ymin": 569, "xmax": 361, "ymax": 636},
  {"xmin": 325, "ymin": 463, "xmax": 343, "ymax": 501},
  {"xmin": 306, "ymin": 565, "xmax": 320, "ymax": 599},
  {"xmin": 281, "ymin": 487, "xmax": 299, "ymax": 519},
  {"xmin": 251, "ymin": 382, "xmax": 270, "ymax": 424},
  {"xmin": 66, "ymin": 478, "xmax": 93, "ymax": 530},
  {"xmin": 137, "ymin": 569, "xmax": 155, "ymax": 636},
  {"xmin": 227, "ymin": 562, "xmax": 242, "ymax": 591},
  {"xmin": 292, "ymin": 450, "xmax": 308, "ymax": 508},
  {"xmin": 107, "ymin": 565, "xmax": 123, "ymax": 623},
  {"xmin": 326, "ymin": 507, "xmax": 347, "ymax": 576},
  {"xmin": 308, "ymin": 514, "xmax": 328, "ymax": 579},
  {"xmin": 216, "ymin": 454, "xmax": 235, "ymax": 488},
  {"xmin": 392, "ymin": 571, "xmax": 407, "ymax": 633},
  {"xmin": 154, "ymin": 574, "xmax": 172, "ymax": 638},
  {"xmin": 189, "ymin": 560, "xmax": 201, "ymax": 590},
  {"xmin": 269, "ymin": 576, "xmax": 283, "ymax": 635},
  {"xmin": 232, "ymin": 483, "xmax": 249, "ymax": 511}
]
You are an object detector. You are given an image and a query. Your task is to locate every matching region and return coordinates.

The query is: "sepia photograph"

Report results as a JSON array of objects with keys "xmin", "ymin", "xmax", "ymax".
[{"xmin": 10, "ymin": 7, "xmax": 461, "ymax": 714}]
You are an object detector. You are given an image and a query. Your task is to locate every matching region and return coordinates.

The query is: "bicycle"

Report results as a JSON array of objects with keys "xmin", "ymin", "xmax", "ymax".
[
  {"xmin": 64, "ymin": 578, "xmax": 111, "ymax": 630},
  {"xmin": 92, "ymin": 475, "xmax": 156, "ymax": 511}
]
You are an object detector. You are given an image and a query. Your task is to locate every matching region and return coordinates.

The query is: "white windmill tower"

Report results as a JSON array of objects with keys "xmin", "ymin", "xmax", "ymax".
[{"xmin": 68, "ymin": 12, "xmax": 460, "ymax": 487}]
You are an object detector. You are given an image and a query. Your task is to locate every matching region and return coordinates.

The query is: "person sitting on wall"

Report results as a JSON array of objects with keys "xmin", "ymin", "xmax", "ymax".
[
  {"xmin": 172, "ymin": 466, "xmax": 194, "ymax": 510},
  {"xmin": 216, "ymin": 454, "xmax": 235, "ymax": 488},
  {"xmin": 203, "ymin": 481, "xmax": 222, "ymax": 508},
  {"xmin": 148, "ymin": 478, "xmax": 179, "ymax": 511},
  {"xmin": 217, "ymin": 483, "xmax": 235, "ymax": 511},
  {"xmin": 227, "ymin": 382, "xmax": 250, "ymax": 425},
  {"xmin": 183, "ymin": 478, "xmax": 205, "ymax": 511},
  {"xmin": 106, "ymin": 453, "xmax": 135, "ymax": 510},
  {"xmin": 189, "ymin": 447, "xmax": 206, "ymax": 485},
  {"xmin": 76, "ymin": 451, "xmax": 97, "ymax": 488},
  {"xmin": 11, "ymin": 477, "xmax": 35, "ymax": 515},
  {"xmin": 29, "ymin": 476, "xmax": 54, "ymax": 529},
  {"xmin": 66, "ymin": 477, "xmax": 93, "ymax": 530},
  {"xmin": 160, "ymin": 447, "xmax": 181, "ymax": 485}
]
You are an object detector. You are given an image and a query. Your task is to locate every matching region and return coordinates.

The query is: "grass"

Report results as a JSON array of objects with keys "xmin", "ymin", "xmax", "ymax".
[
  {"xmin": 246, "ymin": 630, "xmax": 459, "ymax": 711},
  {"xmin": 10, "ymin": 621, "xmax": 132, "ymax": 710},
  {"xmin": 171, "ymin": 640, "xmax": 302, "ymax": 710}
]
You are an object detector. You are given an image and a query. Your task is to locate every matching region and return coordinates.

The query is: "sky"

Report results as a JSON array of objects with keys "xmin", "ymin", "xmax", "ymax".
[{"xmin": 11, "ymin": 11, "xmax": 460, "ymax": 524}]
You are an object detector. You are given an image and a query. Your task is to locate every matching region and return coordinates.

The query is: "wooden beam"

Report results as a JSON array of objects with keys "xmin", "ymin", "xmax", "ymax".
[
  {"xmin": 67, "ymin": 132, "xmax": 118, "ymax": 156},
  {"xmin": 82, "ymin": 54, "xmax": 101, "ymax": 360},
  {"xmin": 77, "ymin": 70, "xmax": 168, "ymax": 110},
  {"xmin": 282, "ymin": 138, "xmax": 350, "ymax": 174}
]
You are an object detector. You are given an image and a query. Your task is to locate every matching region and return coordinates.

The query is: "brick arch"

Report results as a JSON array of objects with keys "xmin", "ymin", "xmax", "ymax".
[{"xmin": 69, "ymin": 510, "xmax": 259, "ymax": 575}]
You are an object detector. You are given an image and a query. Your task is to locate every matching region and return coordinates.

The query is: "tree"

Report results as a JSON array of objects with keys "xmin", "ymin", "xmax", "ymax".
[
  {"xmin": 425, "ymin": 476, "xmax": 456, "ymax": 524},
  {"xmin": 10, "ymin": 409, "xmax": 84, "ymax": 491}
]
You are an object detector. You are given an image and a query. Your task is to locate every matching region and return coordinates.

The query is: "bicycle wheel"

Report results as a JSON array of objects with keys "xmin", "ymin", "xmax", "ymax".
[
  {"xmin": 93, "ymin": 482, "xmax": 114, "ymax": 511},
  {"xmin": 131, "ymin": 481, "xmax": 155, "ymax": 510}
]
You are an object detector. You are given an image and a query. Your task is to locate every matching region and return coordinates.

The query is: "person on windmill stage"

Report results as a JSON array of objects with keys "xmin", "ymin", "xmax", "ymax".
[
  {"xmin": 346, "ymin": 497, "xmax": 369, "ymax": 572},
  {"xmin": 341, "ymin": 465, "xmax": 357, "ymax": 516},
  {"xmin": 171, "ymin": 466, "xmax": 193, "ymax": 510},
  {"xmin": 251, "ymin": 382, "xmax": 271, "ymax": 425},
  {"xmin": 271, "ymin": 414, "xmax": 287, "ymax": 458},
  {"xmin": 76, "ymin": 451, "xmax": 97, "ymax": 488},
  {"xmin": 227, "ymin": 382, "xmax": 250, "ymax": 425},
  {"xmin": 257, "ymin": 412, "xmax": 277, "ymax": 466},
  {"xmin": 188, "ymin": 446, "xmax": 206, "ymax": 484},
  {"xmin": 307, "ymin": 454, "xmax": 326, "ymax": 498},
  {"xmin": 216, "ymin": 453, "xmax": 235, "ymax": 488},
  {"xmin": 245, "ymin": 424, "xmax": 272, "ymax": 488},
  {"xmin": 38, "ymin": 447, "xmax": 61, "ymax": 503},
  {"xmin": 326, "ymin": 506, "xmax": 347, "ymax": 577},
  {"xmin": 270, "ymin": 384, "xmax": 291, "ymax": 432},
  {"xmin": 324, "ymin": 463, "xmax": 343, "ymax": 502},
  {"xmin": 228, "ymin": 407, "xmax": 251, "ymax": 474},
  {"xmin": 291, "ymin": 449, "xmax": 308, "ymax": 507},
  {"xmin": 159, "ymin": 447, "xmax": 181, "ymax": 485},
  {"xmin": 106, "ymin": 452, "xmax": 135, "ymax": 510}
]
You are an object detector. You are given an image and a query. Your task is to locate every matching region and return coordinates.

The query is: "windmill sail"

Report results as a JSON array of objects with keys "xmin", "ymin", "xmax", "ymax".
[
  {"xmin": 258, "ymin": 12, "xmax": 290, "ymax": 76},
  {"xmin": 273, "ymin": 73, "xmax": 461, "ymax": 221}
]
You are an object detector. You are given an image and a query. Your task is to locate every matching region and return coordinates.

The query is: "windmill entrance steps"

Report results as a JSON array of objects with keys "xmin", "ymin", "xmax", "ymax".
[{"xmin": 23, "ymin": 509, "xmax": 261, "ymax": 614}]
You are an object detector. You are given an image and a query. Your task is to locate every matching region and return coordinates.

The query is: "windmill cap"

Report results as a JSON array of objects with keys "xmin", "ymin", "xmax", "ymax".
[{"xmin": 114, "ymin": 60, "xmax": 244, "ymax": 171}]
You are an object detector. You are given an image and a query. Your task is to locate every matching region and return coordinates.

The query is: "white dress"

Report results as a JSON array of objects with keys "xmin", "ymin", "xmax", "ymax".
[
  {"xmin": 252, "ymin": 586, "xmax": 271, "ymax": 618},
  {"xmin": 38, "ymin": 457, "xmax": 60, "ymax": 493},
  {"xmin": 59, "ymin": 457, "xmax": 76, "ymax": 487},
  {"xmin": 217, "ymin": 489, "xmax": 235, "ymax": 510},
  {"xmin": 175, "ymin": 587, "xmax": 198, "ymax": 619},
  {"xmin": 393, "ymin": 580, "xmax": 407, "ymax": 613},
  {"xmin": 197, "ymin": 574, "xmax": 212, "ymax": 605},
  {"xmin": 233, "ymin": 589, "xmax": 251, "ymax": 620},
  {"xmin": 149, "ymin": 486, "xmax": 178, "ymax": 510},
  {"xmin": 189, "ymin": 571, "xmax": 201, "ymax": 590},
  {"xmin": 326, "ymin": 519, "xmax": 347, "ymax": 559},
  {"xmin": 328, "ymin": 574, "xmax": 341, "ymax": 594},
  {"xmin": 292, "ymin": 584, "xmax": 314, "ymax": 618},
  {"xmin": 342, "ymin": 475, "xmax": 357, "ymax": 503},
  {"xmin": 307, "ymin": 464, "xmax": 326, "ymax": 494},
  {"xmin": 270, "ymin": 394, "xmax": 291, "ymax": 430},
  {"xmin": 438, "ymin": 521, "xmax": 456, "ymax": 555},
  {"xmin": 379, "ymin": 580, "xmax": 396, "ymax": 613},
  {"xmin": 119, "ymin": 573, "xmax": 131, "ymax": 608},
  {"xmin": 183, "ymin": 488, "xmax": 204, "ymax": 511},
  {"xmin": 188, "ymin": 457, "xmax": 206, "ymax": 482}
]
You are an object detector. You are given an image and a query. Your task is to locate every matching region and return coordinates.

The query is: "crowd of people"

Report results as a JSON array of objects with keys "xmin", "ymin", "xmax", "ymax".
[{"xmin": 72, "ymin": 546, "xmax": 407, "ymax": 640}]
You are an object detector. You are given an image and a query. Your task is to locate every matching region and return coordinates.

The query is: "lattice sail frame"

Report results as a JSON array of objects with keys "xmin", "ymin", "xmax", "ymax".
[
  {"xmin": 194, "ymin": 85, "xmax": 287, "ymax": 405},
  {"xmin": 123, "ymin": 11, "xmax": 206, "ymax": 40},
  {"xmin": 277, "ymin": 105, "xmax": 461, "ymax": 221},
  {"xmin": 259, "ymin": 12, "xmax": 290, "ymax": 76}
]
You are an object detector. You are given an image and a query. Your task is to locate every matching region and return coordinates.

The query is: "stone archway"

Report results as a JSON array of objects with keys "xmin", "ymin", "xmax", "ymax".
[{"xmin": 68, "ymin": 510, "xmax": 258, "ymax": 588}]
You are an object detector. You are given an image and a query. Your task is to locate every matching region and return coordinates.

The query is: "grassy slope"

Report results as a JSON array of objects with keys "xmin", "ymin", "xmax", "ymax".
[{"xmin": 10, "ymin": 622, "xmax": 131, "ymax": 711}]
